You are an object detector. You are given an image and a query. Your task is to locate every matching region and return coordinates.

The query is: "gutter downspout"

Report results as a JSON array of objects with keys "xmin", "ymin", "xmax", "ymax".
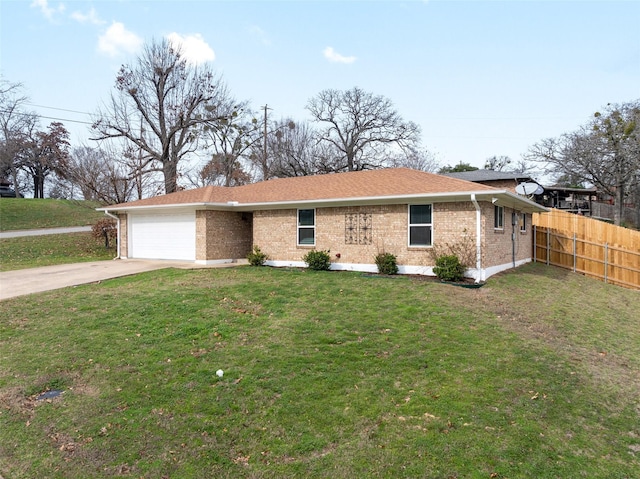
[
  {"xmin": 470, "ymin": 194, "xmax": 482, "ymax": 283},
  {"xmin": 103, "ymin": 210, "xmax": 121, "ymax": 260}
]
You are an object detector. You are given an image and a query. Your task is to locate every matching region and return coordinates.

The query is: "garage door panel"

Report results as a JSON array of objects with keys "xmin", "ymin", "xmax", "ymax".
[{"xmin": 129, "ymin": 212, "xmax": 196, "ymax": 261}]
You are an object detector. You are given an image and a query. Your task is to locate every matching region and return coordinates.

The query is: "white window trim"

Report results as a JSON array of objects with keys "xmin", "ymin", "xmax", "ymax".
[
  {"xmin": 519, "ymin": 212, "xmax": 527, "ymax": 233},
  {"xmin": 407, "ymin": 204, "xmax": 433, "ymax": 247},
  {"xmin": 297, "ymin": 208, "xmax": 316, "ymax": 246},
  {"xmin": 494, "ymin": 205, "xmax": 504, "ymax": 230}
]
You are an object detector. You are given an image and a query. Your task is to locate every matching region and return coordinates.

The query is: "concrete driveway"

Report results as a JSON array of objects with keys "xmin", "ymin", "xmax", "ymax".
[{"xmin": 0, "ymin": 259, "xmax": 244, "ymax": 301}]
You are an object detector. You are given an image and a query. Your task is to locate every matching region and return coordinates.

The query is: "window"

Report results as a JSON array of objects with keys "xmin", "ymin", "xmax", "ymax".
[
  {"xmin": 494, "ymin": 205, "xmax": 504, "ymax": 230},
  {"xmin": 298, "ymin": 209, "xmax": 315, "ymax": 246},
  {"xmin": 408, "ymin": 204, "xmax": 432, "ymax": 247},
  {"xmin": 519, "ymin": 213, "xmax": 527, "ymax": 233}
]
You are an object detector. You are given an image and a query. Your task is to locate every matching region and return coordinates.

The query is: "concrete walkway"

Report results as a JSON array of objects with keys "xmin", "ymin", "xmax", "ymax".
[
  {"xmin": 0, "ymin": 226, "xmax": 92, "ymax": 239},
  {"xmin": 0, "ymin": 259, "xmax": 246, "ymax": 301}
]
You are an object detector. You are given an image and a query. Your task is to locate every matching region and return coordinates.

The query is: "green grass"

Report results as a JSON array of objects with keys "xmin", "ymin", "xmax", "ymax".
[
  {"xmin": 0, "ymin": 263, "xmax": 638, "ymax": 478},
  {"xmin": 0, "ymin": 198, "xmax": 105, "ymax": 231},
  {"xmin": 0, "ymin": 233, "xmax": 116, "ymax": 271}
]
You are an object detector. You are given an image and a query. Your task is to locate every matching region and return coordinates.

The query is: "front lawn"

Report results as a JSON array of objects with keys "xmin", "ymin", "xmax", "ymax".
[{"xmin": 0, "ymin": 264, "xmax": 638, "ymax": 478}]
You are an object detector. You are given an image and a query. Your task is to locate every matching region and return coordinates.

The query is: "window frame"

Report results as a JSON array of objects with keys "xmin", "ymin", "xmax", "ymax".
[
  {"xmin": 494, "ymin": 205, "xmax": 504, "ymax": 230},
  {"xmin": 297, "ymin": 208, "xmax": 316, "ymax": 246},
  {"xmin": 519, "ymin": 212, "xmax": 527, "ymax": 233},
  {"xmin": 408, "ymin": 204, "xmax": 433, "ymax": 247}
]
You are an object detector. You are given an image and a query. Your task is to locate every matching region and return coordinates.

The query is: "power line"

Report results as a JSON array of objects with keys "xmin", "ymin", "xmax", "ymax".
[
  {"xmin": 25, "ymin": 102, "xmax": 92, "ymax": 116},
  {"xmin": 0, "ymin": 108, "xmax": 93, "ymax": 126}
]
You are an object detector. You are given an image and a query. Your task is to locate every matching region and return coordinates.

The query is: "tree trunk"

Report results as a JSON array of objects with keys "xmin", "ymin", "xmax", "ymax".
[
  {"xmin": 163, "ymin": 160, "xmax": 178, "ymax": 194},
  {"xmin": 614, "ymin": 183, "xmax": 624, "ymax": 226},
  {"xmin": 11, "ymin": 167, "xmax": 21, "ymax": 198}
]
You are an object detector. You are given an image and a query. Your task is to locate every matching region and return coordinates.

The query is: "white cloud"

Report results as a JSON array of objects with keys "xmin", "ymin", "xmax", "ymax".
[
  {"xmin": 323, "ymin": 47, "xmax": 356, "ymax": 64},
  {"xmin": 166, "ymin": 33, "xmax": 215, "ymax": 65},
  {"xmin": 71, "ymin": 7, "xmax": 105, "ymax": 25},
  {"xmin": 30, "ymin": 0, "xmax": 65, "ymax": 21},
  {"xmin": 98, "ymin": 22, "xmax": 143, "ymax": 57}
]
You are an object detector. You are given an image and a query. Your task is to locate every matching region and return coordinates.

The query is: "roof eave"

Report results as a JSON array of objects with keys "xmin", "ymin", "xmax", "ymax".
[
  {"xmin": 487, "ymin": 190, "xmax": 549, "ymax": 213},
  {"xmin": 99, "ymin": 190, "xmax": 547, "ymax": 214},
  {"xmin": 98, "ymin": 202, "xmax": 239, "ymax": 213}
]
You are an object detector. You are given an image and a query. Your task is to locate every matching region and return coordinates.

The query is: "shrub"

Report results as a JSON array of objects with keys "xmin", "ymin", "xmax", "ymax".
[
  {"xmin": 428, "ymin": 231, "xmax": 476, "ymax": 269},
  {"xmin": 91, "ymin": 218, "xmax": 117, "ymax": 248},
  {"xmin": 302, "ymin": 249, "xmax": 331, "ymax": 271},
  {"xmin": 247, "ymin": 245, "xmax": 268, "ymax": 266},
  {"xmin": 432, "ymin": 254, "xmax": 465, "ymax": 282},
  {"xmin": 375, "ymin": 252, "xmax": 399, "ymax": 275}
]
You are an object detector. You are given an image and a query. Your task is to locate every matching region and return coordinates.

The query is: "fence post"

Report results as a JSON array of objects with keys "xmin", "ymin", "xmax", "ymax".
[
  {"xmin": 573, "ymin": 233, "xmax": 577, "ymax": 272},
  {"xmin": 604, "ymin": 243, "xmax": 608, "ymax": 284},
  {"xmin": 533, "ymin": 225, "xmax": 537, "ymax": 263},
  {"xmin": 546, "ymin": 228, "xmax": 550, "ymax": 265}
]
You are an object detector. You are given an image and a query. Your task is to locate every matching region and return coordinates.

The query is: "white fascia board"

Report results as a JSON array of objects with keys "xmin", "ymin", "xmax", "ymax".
[
  {"xmin": 483, "ymin": 190, "xmax": 548, "ymax": 213},
  {"xmin": 97, "ymin": 202, "xmax": 236, "ymax": 213},
  {"xmin": 230, "ymin": 191, "xmax": 499, "ymax": 210}
]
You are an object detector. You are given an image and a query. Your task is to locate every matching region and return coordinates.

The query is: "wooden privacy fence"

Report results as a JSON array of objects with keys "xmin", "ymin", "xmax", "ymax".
[{"xmin": 533, "ymin": 209, "xmax": 640, "ymax": 290}]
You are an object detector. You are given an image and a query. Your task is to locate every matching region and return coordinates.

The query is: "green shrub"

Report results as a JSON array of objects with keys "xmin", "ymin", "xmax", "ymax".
[
  {"xmin": 302, "ymin": 249, "xmax": 331, "ymax": 271},
  {"xmin": 247, "ymin": 245, "xmax": 268, "ymax": 266},
  {"xmin": 375, "ymin": 252, "xmax": 399, "ymax": 275},
  {"xmin": 433, "ymin": 254, "xmax": 465, "ymax": 282}
]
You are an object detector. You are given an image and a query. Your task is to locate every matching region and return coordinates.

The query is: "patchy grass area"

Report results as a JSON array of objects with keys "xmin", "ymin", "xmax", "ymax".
[
  {"xmin": 0, "ymin": 198, "xmax": 104, "ymax": 231},
  {"xmin": 0, "ymin": 263, "xmax": 638, "ymax": 478},
  {"xmin": 0, "ymin": 233, "xmax": 115, "ymax": 271}
]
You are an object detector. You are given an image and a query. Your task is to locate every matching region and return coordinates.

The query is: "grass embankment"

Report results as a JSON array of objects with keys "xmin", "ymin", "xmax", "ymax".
[
  {"xmin": 0, "ymin": 198, "xmax": 113, "ymax": 270},
  {"xmin": 0, "ymin": 233, "xmax": 115, "ymax": 271},
  {"xmin": 0, "ymin": 198, "xmax": 104, "ymax": 231},
  {"xmin": 1, "ymin": 263, "xmax": 638, "ymax": 478}
]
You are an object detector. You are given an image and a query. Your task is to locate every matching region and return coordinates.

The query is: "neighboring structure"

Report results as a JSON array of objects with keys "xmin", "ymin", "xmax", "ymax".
[
  {"xmin": 443, "ymin": 169, "xmax": 537, "ymax": 193},
  {"xmin": 99, "ymin": 168, "xmax": 547, "ymax": 282},
  {"xmin": 445, "ymin": 170, "xmax": 604, "ymax": 217},
  {"xmin": 534, "ymin": 185, "xmax": 597, "ymax": 216}
]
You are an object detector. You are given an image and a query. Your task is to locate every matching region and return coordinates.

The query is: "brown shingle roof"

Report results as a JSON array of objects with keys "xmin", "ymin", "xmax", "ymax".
[{"xmin": 107, "ymin": 168, "xmax": 497, "ymax": 209}]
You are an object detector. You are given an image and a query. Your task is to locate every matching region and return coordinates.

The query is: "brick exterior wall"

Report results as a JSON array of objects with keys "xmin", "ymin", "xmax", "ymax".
[
  {"xmin": 253, "ymin": 202, "xmax": 491, "ymax": 268},
  {"xmin": 118, "ymin": 214, "xmax": 128, "ymax": 258},
  {"xmin": 483, "ymin": 203, "xmax": 533, "ymax": 269},
  {"xmin": 196, "ymin": 210, "xmax": 253, "ymax": 261},
  {"xmin": 117, "ymin": 201, "xmax": 533, "ymax": 276},
  {"xmin": 479, "ymin": 179, "xmax": 520, "ymax": 193}
]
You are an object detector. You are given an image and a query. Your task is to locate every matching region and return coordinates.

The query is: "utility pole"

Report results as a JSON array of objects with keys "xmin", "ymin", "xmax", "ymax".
[{"xmin": 262, "ymin": 104, "xmax": 271, "ymax": 180}]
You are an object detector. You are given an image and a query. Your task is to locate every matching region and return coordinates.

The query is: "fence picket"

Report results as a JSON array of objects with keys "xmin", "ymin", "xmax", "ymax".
[{"xmin": 533, "ymin": 209, "xmax": 640, "ymax": 290}]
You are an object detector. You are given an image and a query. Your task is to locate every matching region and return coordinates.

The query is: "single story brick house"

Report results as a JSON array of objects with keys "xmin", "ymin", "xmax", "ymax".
[{"xmin": 99, "ymin": 168, "xmax": 547, "ymax": 281}]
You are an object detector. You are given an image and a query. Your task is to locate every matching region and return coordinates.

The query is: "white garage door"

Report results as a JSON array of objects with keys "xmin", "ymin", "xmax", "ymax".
[{"xmin": 129, "ymin": 211, "xmax": 196, "ymax": 261}]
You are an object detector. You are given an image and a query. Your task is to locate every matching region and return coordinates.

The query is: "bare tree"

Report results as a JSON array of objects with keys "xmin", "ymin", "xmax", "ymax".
[
  {"xmin": 198, "ymin": 102, "xmax": 258, "ymax": 186},
  {"xmin": 66, "ymin": 144, "xmax": 138, "ymax": 204},
  {"xmin": 526, "ymin": 100, "xmax": 640, "ymax": 225},
  {"xmin": 389, "ymin": 147, "xmax": 441, "ymax": 173},
  {"xmin": 263, "ymin": 119, "xmax": 328, "ymax": 178},
  {"xmin": 306, "ymin": 87, "xmax": 421, "ymax": 172},
  {"xmin": 91, "ymin": 38, "xmax": 235, "ymax": 194},
  {"xmin": 0, "ymin": 80, "xmax": 37, "ymax": 197}
]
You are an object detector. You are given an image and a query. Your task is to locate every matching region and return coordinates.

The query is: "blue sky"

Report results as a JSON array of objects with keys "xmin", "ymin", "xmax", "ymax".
[{"xmin": 1, "ymin": 0, "xmax": 639, "ymax": 172}]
